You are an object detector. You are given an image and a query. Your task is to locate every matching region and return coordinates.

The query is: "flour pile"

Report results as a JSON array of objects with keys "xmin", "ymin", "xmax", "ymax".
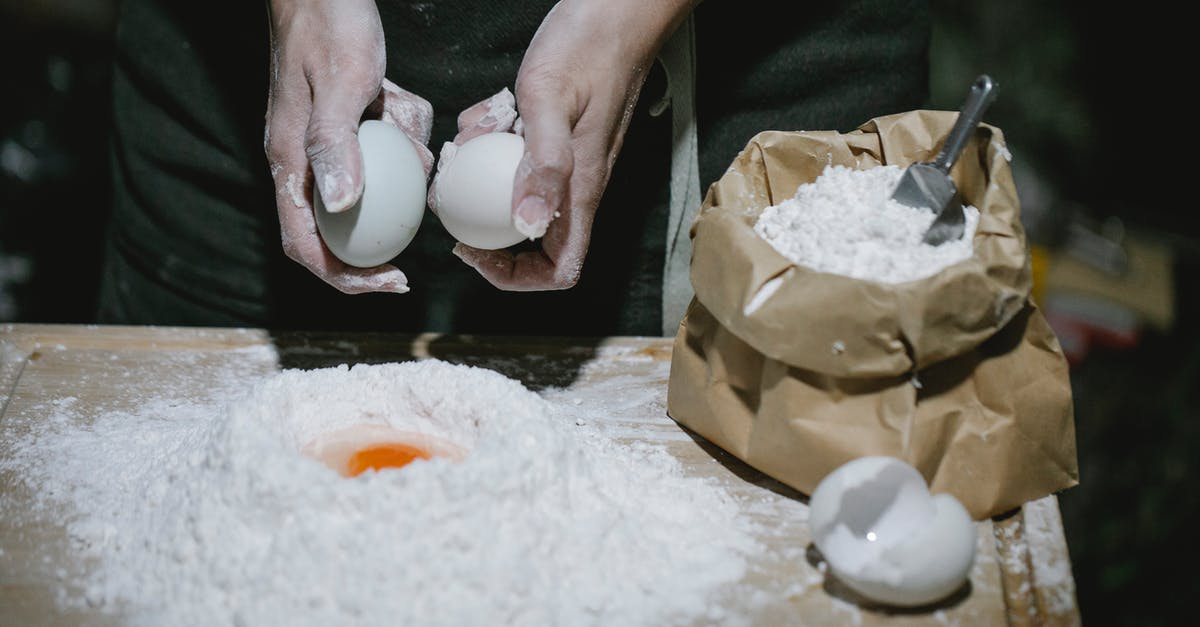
[
  {"xmin": 2, "ymin": 360, "xmax": 754, "ymax": 626},
  {"xmin": 753, "ymin": 165, "xmax": 979, "ymax": 283}
]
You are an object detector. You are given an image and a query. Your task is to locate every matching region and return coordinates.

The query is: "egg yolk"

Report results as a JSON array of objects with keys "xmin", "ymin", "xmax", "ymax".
[{"xmin": 346, "ymin": 443, "xmax": 431, "ymax": 477}]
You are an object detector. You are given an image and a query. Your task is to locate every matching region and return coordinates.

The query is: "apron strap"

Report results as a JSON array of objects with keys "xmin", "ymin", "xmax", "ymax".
[{"xmin": 655, "ymin": 13, "xmax": 701, "ymax": 337}]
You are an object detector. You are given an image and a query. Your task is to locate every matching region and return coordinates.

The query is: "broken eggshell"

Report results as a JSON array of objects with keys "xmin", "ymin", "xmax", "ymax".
[
  {"xmin": 432, "ymin": 132, "xmax": 528, "ymax": 250},
  {"xmin": 314, "ymin": 119, "xmax": 427, "ymax": 268},
  {"xmin": 808, "ymin": 456, "xmax": 976, "ymax": 607}
]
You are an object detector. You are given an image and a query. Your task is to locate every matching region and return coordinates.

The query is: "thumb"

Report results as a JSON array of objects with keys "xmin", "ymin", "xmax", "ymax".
[
  {"xmin": 305, "ymin": 81, "xmax": 377, "ymax": 213},
  {"xmin": 511, "ymin": 86, "xmax": 573, "ymax": 239}
]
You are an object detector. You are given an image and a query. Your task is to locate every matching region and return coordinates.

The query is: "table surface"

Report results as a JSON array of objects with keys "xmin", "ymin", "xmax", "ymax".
[{"xmin": 0, "ymin": 324, "xmax": 1080, "ymax": 626}]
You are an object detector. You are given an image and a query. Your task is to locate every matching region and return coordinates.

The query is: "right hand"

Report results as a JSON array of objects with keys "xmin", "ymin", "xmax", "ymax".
[
  {"xmin": 264, "ymin": 0, "xmax": 434, "ymax": 294},
  {"xmin": 445, "ymin": 0, "xmax": 695, "ymax": 292}
]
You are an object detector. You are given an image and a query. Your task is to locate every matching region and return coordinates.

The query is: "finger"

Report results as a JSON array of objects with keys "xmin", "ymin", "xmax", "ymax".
[
  {"xmin": 510, "ymin": 84, "xmax": 573, "ymax": 240},
  {"xmin": 452, "ymin": 245, "xmax": 552, "ymax": 291},
  {"xmin": 369, "ymin": 78, "xmax": 435, "ymax": 177},
  {"xmin": 266, "ymin": 68, "xmax": 323, "ymax": 280},
  {"xmin": 333, "ymin": 265, "xmax": 410, "ymax": 294},
  {"xmin": 305, "ymin": 74, "xmax": 378, "ymax": 213},
  {"xmin": 337, "ymin": 265, "xmax": 410, "ymax": 294},
  {"xmin": 413, "ymin": 139, "xmax": 435, "ymax": 180},
  {"xmin": 427, "ymin": 141, "xmax": 457, "ymax": 214},
  {"xmin": 265, "ymin": 52, "xmax": 311, "ymax": 187},
  {"xmin": 453, "ymin": 88, "xmax": 518, "ymax": 143},
  {"xmin": 288, "ymin": 218, "xmax": 411, "ymax": 295},
  {"xmin": 374, "ymin": 78, "xmax": 434, "ymax": 143},
  {"xmin": 452, "ymin": 207, "xmax": 588, "ymax": 291},
  {"xmin": 284, "ymin": 197, "xmax": 411, "ymax": 294},
  {"xmin": 452, "ymin": 244, "xmax": 581, "ymax": 291}
]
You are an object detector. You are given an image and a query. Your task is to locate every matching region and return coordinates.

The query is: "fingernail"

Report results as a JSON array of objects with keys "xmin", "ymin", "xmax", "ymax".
[
  {"xmin": 437, "ymin": 142, "xmax": 457, "ymax": 172},
  {"xmin": 314, "ymin": 165, "xmax": 355, "ymax": 213},
  {"xmin": 514, "ymin": 196, "xmax": 552, "ymax": 239},
  {"xmin": 380, "ymin": 267, "xmax": 410, "ymax": 293}
]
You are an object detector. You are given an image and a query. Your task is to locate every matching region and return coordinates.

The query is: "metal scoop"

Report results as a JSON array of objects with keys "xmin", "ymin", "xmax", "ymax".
[{"xmin": 892, "ymin": 75, "xmax": 998, "ymax": 245}]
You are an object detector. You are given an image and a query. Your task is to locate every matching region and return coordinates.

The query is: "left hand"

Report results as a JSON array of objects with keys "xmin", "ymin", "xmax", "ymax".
[{"xmin": 449, "ymin": 0, "xmax": 696, "ymax": 291}]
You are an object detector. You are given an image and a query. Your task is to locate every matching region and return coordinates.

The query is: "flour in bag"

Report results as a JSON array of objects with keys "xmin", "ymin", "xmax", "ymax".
[{"xmin": 754, "ymin": 165, "xmax": 979, "ymax": 283}]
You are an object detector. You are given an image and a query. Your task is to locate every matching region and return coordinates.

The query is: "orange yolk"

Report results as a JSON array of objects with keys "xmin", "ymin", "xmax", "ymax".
[{"xmin": 346, "ymin": 443, "xmax": 432, "ymax": 477}]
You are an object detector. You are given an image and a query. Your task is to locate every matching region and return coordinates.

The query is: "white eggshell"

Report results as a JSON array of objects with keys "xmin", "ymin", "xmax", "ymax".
[
  {"xmin": 868, "ymin": 494, "xmax": 977, "ymax": 605},
  {"xmin": 809, "ymin": 456, "xmax": 977, "ymax": 607},
  {"xmin": 434, "ymin": 132, "xmax": 527, "ymax": 250},
  {"xmin": 314, "ymin": 119, "xmax": 426, "ymax": 267}
]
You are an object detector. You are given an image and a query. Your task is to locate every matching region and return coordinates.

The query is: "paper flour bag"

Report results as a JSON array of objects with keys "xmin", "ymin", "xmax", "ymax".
[{"xmin": 666, "ymin": 111, "xmax": 1078, "ymax": 519}]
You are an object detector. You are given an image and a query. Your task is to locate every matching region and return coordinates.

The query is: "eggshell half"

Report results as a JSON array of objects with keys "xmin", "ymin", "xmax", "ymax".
[
  {"xmin": 809, "ymin": 456, "xmax": 977, "ymax": 607},
  {"xmin": 433, "ymin": 132, "xmax": 527, "ymax": 250},
  {"xmin": 314, "ymin": 120, "xmax": 426, "ymax": 267}
]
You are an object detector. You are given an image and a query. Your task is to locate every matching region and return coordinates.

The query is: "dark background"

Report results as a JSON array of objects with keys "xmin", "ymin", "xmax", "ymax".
[{"xmin": 2, "ymin": 2, "xmax": 1195, "ymax": 624}]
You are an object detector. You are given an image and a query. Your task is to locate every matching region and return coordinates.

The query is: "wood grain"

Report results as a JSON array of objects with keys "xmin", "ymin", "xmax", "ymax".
[{"xmin": 0, "ymin": 323, "xmax": 1079, "ymax": 625}]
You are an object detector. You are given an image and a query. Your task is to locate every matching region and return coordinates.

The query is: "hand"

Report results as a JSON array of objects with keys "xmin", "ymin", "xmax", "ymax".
[
  {"xmin": 450, "ymin": 0, "xmax": 696, "ymax": 291},
  {"xmin": 264, "ymin": 0, "xmax": 434, "ymax": 294}
]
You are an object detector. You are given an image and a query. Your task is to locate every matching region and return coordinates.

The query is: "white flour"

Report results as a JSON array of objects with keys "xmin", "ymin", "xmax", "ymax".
[
  {"xmin": 753, "ymin": 165, "xmax": 979, "ymax": 283},
  {"xmin": 2, "ymin": 360, "xmax": 754, "ymax": 626}
]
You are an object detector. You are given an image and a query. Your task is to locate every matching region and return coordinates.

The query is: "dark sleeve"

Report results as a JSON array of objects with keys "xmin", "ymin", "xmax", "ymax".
[{"xmin": 100, "ymin": 0, "xmax": 278, "ymax": 325}]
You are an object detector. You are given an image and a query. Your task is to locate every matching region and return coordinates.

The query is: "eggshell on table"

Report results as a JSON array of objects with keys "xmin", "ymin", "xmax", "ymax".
[{"xmin": 808, "ymin": 456, "xmax": 977, "ymax": 607}]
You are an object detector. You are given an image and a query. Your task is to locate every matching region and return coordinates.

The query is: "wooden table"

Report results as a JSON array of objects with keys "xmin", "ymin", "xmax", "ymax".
[{"xmin": 0, "ymin": 324, "xmax": 1080, "ymax": 625}]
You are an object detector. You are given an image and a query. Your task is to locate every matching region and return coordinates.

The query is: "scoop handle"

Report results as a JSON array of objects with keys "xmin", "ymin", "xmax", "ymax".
[{"xmin": 932, "ymin": 75, "xmax": 997, "ymax": 174}]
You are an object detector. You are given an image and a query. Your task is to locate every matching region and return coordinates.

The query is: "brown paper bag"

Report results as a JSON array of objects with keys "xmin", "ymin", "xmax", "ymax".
[{"xmin": 667, "ymin": 111, "xmax": 1078, "ymax": 519}]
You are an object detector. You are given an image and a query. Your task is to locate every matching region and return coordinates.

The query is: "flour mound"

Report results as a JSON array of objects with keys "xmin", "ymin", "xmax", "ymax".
[
  {"xmin": 753, "ymin": 165, "xmax": 979, "ymax": 283},
  {"xmin": 3, "ymin": 360, "xmax": 753, "ymax": 626}
]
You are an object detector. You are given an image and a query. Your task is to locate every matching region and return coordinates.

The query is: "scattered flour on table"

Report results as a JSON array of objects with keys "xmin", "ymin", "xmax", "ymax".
[
  {"xmin": 1, "ymin": 360, "xmax": 754, "ymax": 626},
  {"xmin": 753, "ymin": 165, "xmax": 979, "ymax": 283},
  {"xmin": 1022, "ymin": 501, "xmax": 1078, "ymax": 616}
]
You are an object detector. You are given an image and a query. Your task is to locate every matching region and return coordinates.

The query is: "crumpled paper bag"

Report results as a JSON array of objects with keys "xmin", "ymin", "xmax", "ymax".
[{"xmin": 667, "ymin": 111, "xmax": 1078, "ymax": 519}]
